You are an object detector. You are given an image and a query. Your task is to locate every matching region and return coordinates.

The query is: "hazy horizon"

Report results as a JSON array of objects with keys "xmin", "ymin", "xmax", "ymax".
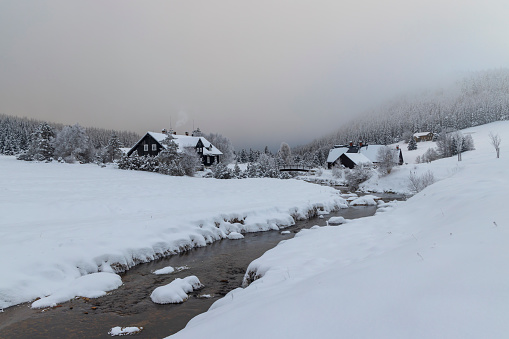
[{"xmin": 1, "ymin": 1, "xmax": 508, "ymax": 151}]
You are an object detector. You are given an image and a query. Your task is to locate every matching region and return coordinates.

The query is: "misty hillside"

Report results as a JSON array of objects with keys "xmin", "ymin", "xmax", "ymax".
[
  {"xmin": 295, "ymin": 68, "xmax": 509, "ymax": 165},
  {"xmin": 0, "ymin": 114, "xmax": 140, "ymax": 155}
]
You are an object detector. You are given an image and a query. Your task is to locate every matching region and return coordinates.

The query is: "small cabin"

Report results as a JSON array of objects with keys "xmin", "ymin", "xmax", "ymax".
[{"xmin": 413, "ymin": 132, "xmax": 434, "ymax": 142}]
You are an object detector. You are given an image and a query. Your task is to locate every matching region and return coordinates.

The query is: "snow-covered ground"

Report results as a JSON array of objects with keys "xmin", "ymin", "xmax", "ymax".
[
  {"xmin": 0, "ymin": 159, "xmax": 345, "ymax": 309},
  {"xmin": 168, "ymin": 121, "xmax": 509, "ymax": 338}
]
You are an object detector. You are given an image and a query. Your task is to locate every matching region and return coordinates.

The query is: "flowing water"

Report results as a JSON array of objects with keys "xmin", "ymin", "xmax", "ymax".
[{"xmin": 0, "ymin": 205, "xmax": 385, "ymax": 338}]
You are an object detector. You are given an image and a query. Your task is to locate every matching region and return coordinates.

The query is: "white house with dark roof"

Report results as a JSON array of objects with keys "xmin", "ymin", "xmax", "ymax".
[{"xmin": 127, "ymin": 130, "xmax": 223, "ymax": 166}]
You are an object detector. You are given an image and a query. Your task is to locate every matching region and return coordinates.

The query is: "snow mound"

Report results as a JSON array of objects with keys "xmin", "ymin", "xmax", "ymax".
[
  {"xmin": 349, "ymin": 195, "xmax": 378, "ymax": 206},
  {"xmin": 281, "ymin": 231, "xmax": 291, "ymax": 235},
  {"xmin": 227, "ymin": 232, "xmax": 244, "ymax": 240},
  {"xmin": 31, "ymin": 272, "xmax": 122, "ymax": 309},
  {"xmin": 108, "ymin": 326, "xmax": 143, "ymax": 336},
  {"xmin": 150, "ymin": 276, "xmax": 203, "ymax": 304},
  {"xmin": 153, "ymin": 266, "xmax": 175, "ymax": 275},
  {"xmin": 327, "ymin": 216, "xmax": 346, "ymax": 225}
]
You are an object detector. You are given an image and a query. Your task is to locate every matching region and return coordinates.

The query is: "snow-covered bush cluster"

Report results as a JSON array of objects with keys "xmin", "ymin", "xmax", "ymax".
[
  {"xmin": 117, "ymin": 140, "xmax": 200, "ymax": 177},
  {"xmin": 210, "ymin": 157, "xmax": 292, "ymax": 180},
  {"xmin": 17, "ymin": 122, "xmax": 101, "ymax": 163},
  {"xmin": 344, "ymin": 164, "xmax": 372, "ymax": 191},
  {"xmin": 408, "ymin": 170, "xmax": 436, "ymax": 193},
  {"xmin": 416, "ymin": 131, "xmax": 475, "ymax": 163}
]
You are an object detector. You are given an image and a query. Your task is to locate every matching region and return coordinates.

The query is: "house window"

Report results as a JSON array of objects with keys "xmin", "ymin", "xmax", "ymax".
[
  {"xmin": 207, "ymin": 156, "xmax": 210, "ymax": 163},
  {"xmin": 152, "ymin": 144, "xmax": 157, "ymax": 151},
  {"xmin": 144, "ymin": 144, "xmax": 148, "ymax": 151}
]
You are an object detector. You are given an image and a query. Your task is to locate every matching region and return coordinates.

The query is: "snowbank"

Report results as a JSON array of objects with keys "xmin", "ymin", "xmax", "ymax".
[
  {"xmin": 150, "ymin": 276, "xmax": 203, "ymax": 304},
  {"xmin": 0, "ymin": 158, "xmax": 344, "ymax": 309},
  {"xmin": 31, "ymin": 272, "xmax": 122, "ymax": 308},
  {"xmin": 168, "ymin": 121, "xmax": 509, "ymax": 338},
  {"xmin": 227, "ymin": 232, "xmax": 244, "ymax": 240}
]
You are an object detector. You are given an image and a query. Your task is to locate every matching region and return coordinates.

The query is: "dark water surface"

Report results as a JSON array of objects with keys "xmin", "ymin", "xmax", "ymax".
[{"xmin": 0, "ymin": 206, "xmax": 379, "ymax": 339}]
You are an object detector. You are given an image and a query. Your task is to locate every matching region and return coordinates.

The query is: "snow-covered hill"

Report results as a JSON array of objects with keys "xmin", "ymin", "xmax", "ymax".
[
  {"xmin": 0, "ymin": 159, "xmax": 344, "ymax": 309},
  {"xmin": 169, "ymin": 121, "xmax": 509, "ymax": 339}
]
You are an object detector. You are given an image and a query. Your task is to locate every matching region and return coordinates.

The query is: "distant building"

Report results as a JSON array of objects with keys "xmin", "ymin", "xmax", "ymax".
[
  {"xmin": 127, "ymin": 129, "xmax": 223, "ymax": 166},
  {"xmin": 413, "ymin": 132, "xmax": 434, "ymax": 142},
  {"xmin": 327, "ymin": 142, "xmax": 403, "ymax": 169}
]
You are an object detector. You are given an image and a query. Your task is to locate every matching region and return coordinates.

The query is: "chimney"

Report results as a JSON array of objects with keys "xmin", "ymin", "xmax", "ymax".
[
  {"xmin": 396, "ymin": 145, "xmax": 399, "ymax": 150},
  {"xmin": 162, "ymin": 128, "xmax": 167, "ymax": 134},
  {"xmin": 359, "ymin": 141, "xmax": 363, "ymax": 147},
  {"xmin": 349, "ymin": 141, "xmax": 353, "ymax": 147},
  {"xmin": 185, "ymin": 132, "xmax": 189, "ymax": 136}
]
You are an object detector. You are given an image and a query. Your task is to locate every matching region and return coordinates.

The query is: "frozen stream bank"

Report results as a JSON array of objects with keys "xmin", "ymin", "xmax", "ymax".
[{"xmin": 0, "ymin": 206, "xmax": 380, "ymax": 339}]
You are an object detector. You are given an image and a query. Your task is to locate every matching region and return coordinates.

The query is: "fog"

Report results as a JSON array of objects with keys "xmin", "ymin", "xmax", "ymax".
[{"xmin": 1, "ymin": 0, "xmax": 508, "ymax": 150}]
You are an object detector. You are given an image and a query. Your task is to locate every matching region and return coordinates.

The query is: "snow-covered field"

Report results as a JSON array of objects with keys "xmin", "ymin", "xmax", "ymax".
[
  {"xmin": 169, "ymin": 121, "xmax": 509, "ymax": 338},
  {"xmin": 0, "ymin": 159, "xmax": 345, "ymax": 309}
]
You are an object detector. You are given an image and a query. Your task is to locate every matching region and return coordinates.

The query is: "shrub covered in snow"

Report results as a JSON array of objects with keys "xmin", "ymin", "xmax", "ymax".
[
  {"xmin": 117, "ymin": 142, "xmax": 199, "ymax": 177},
  {"xmin": 408, "ymin": 170, "xmax": 436, "ymax": 193},
  {"xmin": 345, "ymin": 164, "xmax": 372, "ymax": 191}
]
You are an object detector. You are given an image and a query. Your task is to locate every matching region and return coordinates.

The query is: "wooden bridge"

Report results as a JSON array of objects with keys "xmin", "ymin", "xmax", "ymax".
[{"xmin": 278, "ymin": 164, "xmax": 313, "ymax": 172}]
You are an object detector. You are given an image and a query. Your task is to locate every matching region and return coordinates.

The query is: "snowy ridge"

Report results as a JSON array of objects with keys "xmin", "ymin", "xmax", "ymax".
[
  {"xmin": 0, "ymin": 161, "xmax": 345, "ymax": 309},
  {"xmin": 168, "ymin": 121, "xmax": 509, "ymax": 339}
]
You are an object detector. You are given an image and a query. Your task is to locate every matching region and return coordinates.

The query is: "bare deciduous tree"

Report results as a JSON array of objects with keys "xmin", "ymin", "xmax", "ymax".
[
  {"xmin": 489, "ymin": 132, "xmax": 501, "ymax": 158},
  {"xmin": 278, "ymin": 142, "xmax": 292, "ymax": 165},
  {"xmin": 376, "ymin": 146, "xmax": 395, "ymax": 175}
]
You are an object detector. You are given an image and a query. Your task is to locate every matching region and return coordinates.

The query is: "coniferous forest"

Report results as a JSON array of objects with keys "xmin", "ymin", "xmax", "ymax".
[{"xmin": 0, "ymin": 114, "xmax": 140, "ymax": 158}]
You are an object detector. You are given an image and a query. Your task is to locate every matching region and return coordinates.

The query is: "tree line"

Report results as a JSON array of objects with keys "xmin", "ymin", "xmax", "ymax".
[{"xmin": 0, "ymin": 114, "xmax": 140, "ymax": 162}]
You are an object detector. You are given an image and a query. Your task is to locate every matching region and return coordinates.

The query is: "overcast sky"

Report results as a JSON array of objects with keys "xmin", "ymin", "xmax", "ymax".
[{"xmin": 1, "ymin": 1, "xmax": 508, "ymax": 150}]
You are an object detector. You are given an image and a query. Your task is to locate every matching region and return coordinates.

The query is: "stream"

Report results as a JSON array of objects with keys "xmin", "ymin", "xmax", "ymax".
[{"xmin": 0, "ymin": 202, "xmax": 391, "ymax": 338}]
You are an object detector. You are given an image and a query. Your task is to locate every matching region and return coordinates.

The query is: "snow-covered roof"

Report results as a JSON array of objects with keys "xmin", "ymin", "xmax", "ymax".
[
  {"xmin": 341, "ymin": 153, "xmax": 372, "ymax": 166},
  {"xmin": 327, "ymin": 147, "xmax": 348, "ymax": 163},
  {"xmin": 413, "ymin": 132, "xmax": 432, "ymax": 137},
  {"xmin": 359, "ymin": 145, "xmax": 400, "ymax": 163},
  {"xmin": 146, "ymin": 132, "xmax": 223, "ymax": 155}
]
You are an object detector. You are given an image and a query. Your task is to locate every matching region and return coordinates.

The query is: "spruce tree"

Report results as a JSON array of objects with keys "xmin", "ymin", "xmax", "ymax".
[
  {"xmin": 18, "ymin": 123, "xmax": 55, "ymax": 161},
  {"xmin": 407, "ymin": 137, "xmax": 417, "ymax": 151},
  {"xmin": 102, "ymin": 134, "xmax": 123, "ymax": 163}
]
